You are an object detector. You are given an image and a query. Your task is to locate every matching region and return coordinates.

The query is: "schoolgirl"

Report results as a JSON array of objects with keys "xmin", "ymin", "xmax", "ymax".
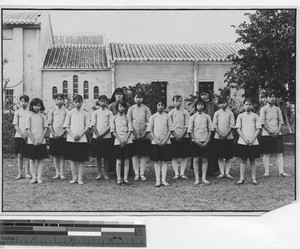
[
  {"xmin": 212, "ymin": 97, "xmax": 235, "ymax": 179},
  {"xmin": 188, "ymin": 98, "xmax": 213, "ymax": 185},
  {"xmin": 127, "ymin": 92, "xmax": 152, "ymax": 181},
  {"xmin": 259, "ymin": 92, "xmax": 288, "ymax": 177},
  {"xmin": 235, "ymin": 98, "xmax": 261, "ymax": 185},
  {"xmin": 25, "ymin": 98, "xmax": 48, "ymax": 184},
  {"xmin": 111, "ymin": 100, "xmax": 134, "ymax": 185},
  {"xmin": 13, "ymin": 95, "xmax": 31, "ymax": 180},
  {"xmin": 147, "ymin": 100, "xmax": 174, "ymax": 187},
  {"xmin": 90, "ymin": 95, "xmax": 113, "ymax": 180},
  {"xmin": 63, "ymin": 95, "xmax": 90, "ymax": 185},
  {"xmin": 48, "ymin": 93, "xmax": 68, "ymax": 180},
  {"xmin": 168, "ymin": 95, "xmax": 191, "ymax": 180}
]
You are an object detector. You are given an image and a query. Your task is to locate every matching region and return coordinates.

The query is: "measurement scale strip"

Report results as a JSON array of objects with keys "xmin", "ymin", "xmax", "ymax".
[{"xmin": 0, "ymin": 220, "xmax": 146, "ymax": 247}]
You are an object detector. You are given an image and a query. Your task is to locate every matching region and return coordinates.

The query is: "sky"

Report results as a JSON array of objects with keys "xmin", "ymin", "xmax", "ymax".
[{"xmin": 49, "ymin": 10, "xmax": 253, "ymax": 44}]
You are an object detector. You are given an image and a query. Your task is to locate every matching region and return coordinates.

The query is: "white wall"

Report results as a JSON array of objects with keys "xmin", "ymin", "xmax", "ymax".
[{"xmin": 42, "ymin": 70, "xmax": 111, "ymax": 112}]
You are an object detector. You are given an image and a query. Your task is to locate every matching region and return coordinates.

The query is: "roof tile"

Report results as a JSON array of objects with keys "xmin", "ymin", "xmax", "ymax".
[
  {"xmin": 43, "ymin": 45, "xmax": 108, "ymax": 70},
  {"xmin": 53, "ymin": 34, "xmax": 104, "ymax": 46},
  {"xmin": 109, "ymin": 43, "xmax": 246, "ymax": 62},
  {"xmin": 3, "ymin": 10, "xmax": 43, "ymax": 26}
]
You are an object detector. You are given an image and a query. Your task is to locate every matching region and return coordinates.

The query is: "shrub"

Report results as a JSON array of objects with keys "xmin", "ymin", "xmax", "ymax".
[
  {"xmin": 2, "ymin": 111, "xmax": 15, "ymax": 154},
  {"xmin": 122, "ymin": 82, "xmax": 168, "ymax": 114}
]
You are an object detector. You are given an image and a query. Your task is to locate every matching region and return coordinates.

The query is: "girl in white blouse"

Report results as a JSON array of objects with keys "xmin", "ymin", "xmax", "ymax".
[
  {"xmin": 90, "ymin": 95, "xmax": 113, "ymax": 180},
  {"xmin": 259, "ymin": 92, "xmax": 288, "ymax": 177},
  {"xmin": 111, "ymin": 100, "xmax": 134, "ymax": 186},
  {"xmin": 148, "ymin": 100, "xmax": 174, "ymax": 187},
  {"xmin": 13, "ymin": 95, "xmax": 30, "ymax": 180},
  {"xmin": 63, "ymin": 95, "xmax": 90, "ymax": 185},
  {"xmin": 235, "ymin": 98, "xmax": 261, "ymax": 185},
  {"xmin": 188, "ymin": 98, "xmax": 213, "ymax": 185},
  {"xmin": 25, "ymin": 98, "xmax": 48, "ymax": 184},
  {"xmin": 212, "ymin": 97, "xmax": 235, "ymax": 179}
]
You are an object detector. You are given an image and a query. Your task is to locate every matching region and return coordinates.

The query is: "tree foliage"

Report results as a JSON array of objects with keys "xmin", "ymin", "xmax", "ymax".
[
  {"xmin": 122, "ymin": 82, "xmax": 168, "ymax": 114},
  {"xmin": 225, "ymin": 9, "xmax": 296, "ymax": 103}
]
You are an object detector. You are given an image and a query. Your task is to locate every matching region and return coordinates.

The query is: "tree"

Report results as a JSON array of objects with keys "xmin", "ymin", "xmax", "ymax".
[
  {"xmin": 225, "ymin": 10, "xmax": 296, "ymax": 103},
  {"xmin": 122, "ymin": 82, "xmax": 168, "ymax": 114}
]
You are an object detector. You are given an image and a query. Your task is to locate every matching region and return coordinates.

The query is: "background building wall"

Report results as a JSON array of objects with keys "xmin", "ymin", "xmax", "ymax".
[
  {"xmin": 114, "ymin": 62, "xmax": 194, "ymax": 106},
  {"xmin": 196, "ymin": 62, "xmax": 233, "ymax": 93},
  {"xmin": 42, "ymin": 70, "xmax": 111, "ymax": 112},
  {"xmin": 39, "ymin": 13, "xmax": 54, "ymax": 66},
  {"xmin": 23, "ymin": 28, "xmax": 41, "ymax": 99}
]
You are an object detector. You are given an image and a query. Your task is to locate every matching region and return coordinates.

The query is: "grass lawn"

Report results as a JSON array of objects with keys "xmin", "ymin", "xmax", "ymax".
[{"xmin": 2, "ymin": 152, "xmax": 295, "ymax": 212}]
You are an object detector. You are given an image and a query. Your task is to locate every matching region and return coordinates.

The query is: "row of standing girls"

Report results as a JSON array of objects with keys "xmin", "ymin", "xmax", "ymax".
[{"xmin": 13, "ymin": 88, "xmax": 289, "ymax": 187}]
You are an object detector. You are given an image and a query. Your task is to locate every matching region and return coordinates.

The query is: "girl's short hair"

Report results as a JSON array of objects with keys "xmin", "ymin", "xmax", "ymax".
[
  {"xmin": 172, "ymin": 95, "xmax": 182, "ymax": 101},
  {"xmin": 118, "ymin": 100, "xmax": 127, "ymax": 109},
  {"xmin": 194, "ymin": 98, "xmax": 207, "ymax": 110},
  {"xmin": 73, "ymin": 94, "xmax": 83, "ymax": 102},
  {"xmin": 266, "ymin": 91, "xmax": 276, "ymax": 98},
  {"xmin": 29, "ymin": 98, "xmax": 45, "ymax": 112},
  {"xmin": 155, "ymin": 99, "xmax": 166, "ymax": 107},
  {"xmin": 218, "ymin": 97, "xmax": 228, "ymax": 104},
  {"xmin": 135, "ymin": 92, "xmax": 144, "ymax": 98},
  {"xmin": 55, "ymin": 93, "xmax": 64, "ymax": 99},
  {"xmin": 19, "ymin": 95, "xmax": 29, "ymax": 102},
  {"xmin": 98, "ymin": 95, "xmax": 108, "ymax": 101},
  {"xmin": 243, "ymin": 98, "xmax": 253, "ymax": 104}
]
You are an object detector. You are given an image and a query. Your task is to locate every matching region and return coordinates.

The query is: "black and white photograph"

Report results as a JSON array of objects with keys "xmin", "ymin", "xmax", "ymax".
[{"xmin": 1, "ymin": 6, "xmax": 296, "ymax": 214}]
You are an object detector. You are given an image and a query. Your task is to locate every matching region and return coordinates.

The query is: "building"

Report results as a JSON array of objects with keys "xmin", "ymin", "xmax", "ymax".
[
  {"xmin": 3, "ymin": 10, "xmax": 246, "ymax": 111},
  {"xmin": 3, "ymin": 11, "xmax": 53, "ymax": 107}
]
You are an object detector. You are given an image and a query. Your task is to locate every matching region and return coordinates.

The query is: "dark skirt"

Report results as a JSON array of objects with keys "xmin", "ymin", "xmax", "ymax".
[
  {"xmin": 170, "ymin": 137, "xmax": 191, "ymax": 159},
  {"xmin": 235, "ymin": 144, "xmax": 260, "ymax": 160},
  {"xmin": 259, "ymin": 135, "xmax": 284, "ymax": 154},
  {"xmin": 49, "ymin": 137, "xmax": 66, "ymax": 157},
  {"xmin": 27, "ymin": 144, "xmax": 48, "ymax": 160},
  {"xmin": 191, "ymin": 141, "xmax": 210, "ymax": 158},
  {"xmin": 114, "ymin": 143, "xmax": 134, "ymax": 160},
  {"xmin": 150, "ymin": 144, "xmax": 172, "ymax": 162},
  {"xmin": 90, "ymin": 138, "xmax": 113, "ymax": 158},
  {"xmin": 14, "ymin": 137, "xmax": 28, "ymax": 157},
  {"xmin": 132, "ymin": 139, "xmax": 151, "ymax": 156},
  {"xmin": 64, "ymin": 142, "xmax": 89, "ymax": 162},
  {"xmin": 211, "ymin": 139, "xmax": 234, "ymax": 159}
]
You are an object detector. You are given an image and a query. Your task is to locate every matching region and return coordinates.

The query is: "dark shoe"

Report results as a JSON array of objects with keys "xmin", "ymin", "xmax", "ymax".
[
  {"xmin": 236, "ymin": 179, "xmax": 244, "ymax": 185},
  {"xmin": 251, "ymin": 179, "xmax": 258, "ymax": 185}
]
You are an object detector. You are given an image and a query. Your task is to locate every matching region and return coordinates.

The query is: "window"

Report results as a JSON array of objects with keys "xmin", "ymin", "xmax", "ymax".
[
  {"xmin": 94, "ymin": 86, "xmax": 99, "ymax": 99},
  {"xmin": 73, "ymin": 75, "xmax": 78, "ymax": 96},
  {"xmin": 62, "ymin": 81, "xmax": 68, "ymax": 98},
  {"xmin": 199, "ymin": 81, "xmax": 214, "ymax": 96},
  {"xmin": 4, "ymin": 89, "xmax": 14, "ymax": 108},
  {"xmin": 83, "ymin": 81, "xmax": 89, "ymax": 99},
  {"xmin": 52, "ymin": 86, "xmax": 58, "ymax": 99}
]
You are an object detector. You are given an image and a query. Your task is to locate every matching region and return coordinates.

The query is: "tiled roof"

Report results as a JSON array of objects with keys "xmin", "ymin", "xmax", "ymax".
[
  {"xmin": 3, "ymin": 11, "xmax": 43, "ymax": 26},
  {"xmin": 43, "ymin": 45, "xmax": 109, "ymax": 70},
  {"xmin": 110, "ymin": 43, "xmax": 247, "ymax": 62},
  {"xmin": 54, "ymin": 34, "xmax": 104, "ymax": 46}
]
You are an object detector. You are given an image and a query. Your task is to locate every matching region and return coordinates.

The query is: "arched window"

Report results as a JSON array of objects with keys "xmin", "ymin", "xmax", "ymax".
[
  {"xmin": 83, "ymin": 81, "xmax": 89, "ymax": 99},
  {"xmin": 94, "ymin": 86, "xmax": 99, "ymax": 99},
  {"xmin": 73, "ymin": 75, "xmax": 78, "ymax": 96},
  {"xmin": 52, "ymin": 86, "xmax": 58, "ymax": 99},
  {"xmin": 62, "ymin": 81, "xmax": 68, "ymax": 98}
]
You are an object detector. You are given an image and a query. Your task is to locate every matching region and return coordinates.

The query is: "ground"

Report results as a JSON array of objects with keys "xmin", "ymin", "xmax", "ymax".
[{"xmin": 2, "ymin": 152, "xmax": 295, "ymax": 212}]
